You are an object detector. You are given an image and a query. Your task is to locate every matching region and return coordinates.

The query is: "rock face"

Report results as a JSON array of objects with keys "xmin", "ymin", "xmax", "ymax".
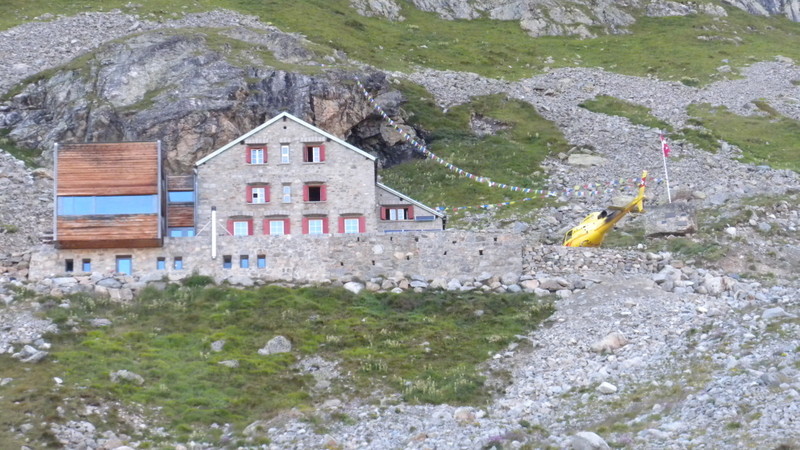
[
  {"xmin": 352, "ymin": 0, "xmax": 799, "ymax": 35},
  {"xmin": 0, "ymin": 30, "xmax": 419, "ymax": 173}
]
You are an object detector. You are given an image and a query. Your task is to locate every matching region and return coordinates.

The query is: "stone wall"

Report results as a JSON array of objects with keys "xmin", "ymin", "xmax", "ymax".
[{"xmin": 28, "ymin": 230, "xmax": 524, "ymax": 284}]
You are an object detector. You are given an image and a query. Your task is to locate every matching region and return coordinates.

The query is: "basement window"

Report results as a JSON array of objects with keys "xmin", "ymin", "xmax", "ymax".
[
  {"xmin": 173, "ymin": 257, "xmax": 183, "ymax": 270},
  {"xmin": 240, "ymin": 255, "xmax": 249, "ymax": 269},
  {"xmin": 81, "ymin": 259, "xmax": 91, "ymax": 272},
  {"xmin": 65, "ymin": 259, "xmax": 74, "ymax": 273},
  {"xmin": 156, "ymin": 257, "xmax": 166, "ymax": 270},
  {"xmin": 257, "ymin": 255, "xmax": 266, "ymax": 268},
  {"xmin": 223, "ymin": 255, "xmax": 232, "ymax": 269}
]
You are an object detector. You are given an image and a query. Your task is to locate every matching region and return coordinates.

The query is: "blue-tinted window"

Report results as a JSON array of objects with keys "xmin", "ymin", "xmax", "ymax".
[
  {"xmin": 174, "ymin": 257, "xmax": 183, "ymax": 270},
  {"xmin": 223, "ymin": 255, "xmax": 232, "ymax": 269},
  {"xmin": 240, "ymin": 255, "xmax": 249, "ymax": 269},
  {"xmin": 257, "ymin": 255, "xmax": 266, "ymax": 268},
  {"xmin": 82, "ymin": 259, "xmax": 91, "ymax": 272},
  {"xmin": 58, "ymin": 195, "xmax": 157, "ymax": 215},
  {"xmin": 169, "ymin": 227, "xmax": 195, "ymax": 237},
  {"xmin": 168, "ymin": 191, "xmax": 194, "ymax": 203},
  {"xmin": 116, "ymin": 256, "xmax": 132, "ymax": 275},
  {"xmin": 156, "ymin": 257, "xmax": 166, "ymax": 270}
]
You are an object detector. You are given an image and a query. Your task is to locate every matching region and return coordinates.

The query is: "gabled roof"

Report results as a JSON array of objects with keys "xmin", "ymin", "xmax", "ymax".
[
  {"xmin": 376, "ymin": 182, "xmax": 446, "ymax": 218},
  {"xmin": 195, "ymin": 111, "xmax": 376, "ymax": 166}
]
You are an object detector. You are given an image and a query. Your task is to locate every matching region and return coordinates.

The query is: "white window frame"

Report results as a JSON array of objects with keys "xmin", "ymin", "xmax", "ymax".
[
  {"xmin": 250, "ymin": 148, "xmax": 264, "ymax": 165},
  {"xmin": 344, "ymin": 218, "xmax": 360, "ymax": 234},
  {"xmin": 306, "ymin": 145, "xmax": 322, "ymax": 163},
  {"xmin": 282, "ymin": 185, "xmax": 291, "ymax": 203},
  {"xmin": 251, "ymin": 187, "xmax": 266, "ymax": 204},
  {"xmin": 233, "ymin": 221, "xmax": 249, "ymax": 236},
  {"xmin": 388, "ymin": 208, "xmax": 407, "ymax": 221},
  {"xmin": 280, "ymin": 145, "xmax": 290, "ymax": 164},
  {"xmin": 308, "ymin": 219, "xmax": 324, "ymax": 235},
  {"xmin": 269, "ymin": 220, "xmax": 285, "ymax": 235}
]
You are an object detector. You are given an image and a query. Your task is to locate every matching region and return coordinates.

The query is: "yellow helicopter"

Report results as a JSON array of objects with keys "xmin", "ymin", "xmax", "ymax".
[{"xmin": 563, "ymin": 170, "xmax": 648, "ymax": 247}]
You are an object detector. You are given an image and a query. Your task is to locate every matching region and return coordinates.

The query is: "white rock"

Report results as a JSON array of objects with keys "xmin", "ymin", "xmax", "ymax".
[
  {"xmin": 597, "ymin": 382, "xmax": 617, "ymax": 394},
  {"xmin": 343, "ymin": 281, "xmax": 364, "ymax": 294},
  {"xmin": 571, "ymin": 431, "xmax": 611, "ymax": 449}
]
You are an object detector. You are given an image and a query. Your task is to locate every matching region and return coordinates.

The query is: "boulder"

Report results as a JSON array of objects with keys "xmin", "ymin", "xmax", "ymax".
[
  {"xmin": 258, "ymin": 336, "xmax": 292, "ymax": 355},
  {"xmin": 591, "ymin": 331, "xmax": 628, "ymax": 353},
  {"xmin": 571, "ymin": 431, "xmax": 611, "ymax": 449},
  {"xmin": 210, "ymin": 340, "xmax": 225, "ymax": 352},
  {"xmin": 644, "ymin": 202, "xmax": 697, "ymax": 237},
  {"xmin": 109, "ymin": 370, "xmax": 144, "ymax": 385},
  {"xmin": 597, "ymin": 381, "xmax": 618, "ymax": 394},
  {"xmin": 344, "ymin": 281, "xmax": 365, "ymax": 294}
]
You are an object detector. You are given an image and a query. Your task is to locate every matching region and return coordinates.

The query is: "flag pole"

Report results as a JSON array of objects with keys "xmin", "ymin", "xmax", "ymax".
[{"xmin": 660, "ymin": 134, "xmax": 672, "ymax": 203}]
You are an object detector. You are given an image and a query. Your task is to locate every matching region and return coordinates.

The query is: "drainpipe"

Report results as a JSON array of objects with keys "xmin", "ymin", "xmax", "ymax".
[{"xmin": 211, "ymin": 206, "xmax": 217, "ymax": 260}]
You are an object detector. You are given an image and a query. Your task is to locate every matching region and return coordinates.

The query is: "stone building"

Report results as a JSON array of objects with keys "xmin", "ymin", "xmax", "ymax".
[
  {"xmin": 33, "ymin": 112, "xmax": 445, "ymax": 278},
  {"xmin": 193, "ymin": 112, "xmax": 444, "ymax": 237}
]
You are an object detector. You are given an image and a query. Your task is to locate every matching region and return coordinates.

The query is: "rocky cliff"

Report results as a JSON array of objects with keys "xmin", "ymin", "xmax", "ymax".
[
  {"xmin": 352, "ymin": 0, "xmax": 798, "ymax": 37},
  {"xmin": 0, "ymin": 26, "xmax": 417, "ymax": 173}
]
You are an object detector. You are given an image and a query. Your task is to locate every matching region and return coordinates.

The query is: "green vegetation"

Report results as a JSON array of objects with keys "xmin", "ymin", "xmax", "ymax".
[
  {"xmin": 578, "ymin": 95, "xmax": 673, "ymax": 132},
  {"xmin": 0, "ymin": 128, "xmax": 40, "ymax": 168},
  {"xmin": 2, "ymin": 1, "xmax": 800, "ymax": 85},
  {"xmin": 685, "ymin": 103, "xmax": 800, "ymax": 171},
  {"xmin": 381, "ymin": 88, "xmax": 566, "ymax": 219},
  {"xmin": 0, "ymin": 285, "xmax": 553, "ymax": 444}
]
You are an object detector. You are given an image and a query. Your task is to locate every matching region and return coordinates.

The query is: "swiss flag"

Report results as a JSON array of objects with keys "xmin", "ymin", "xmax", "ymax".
[{"xmin": 660, "ymin": 135, "xmax": 671, "ymax": 157}]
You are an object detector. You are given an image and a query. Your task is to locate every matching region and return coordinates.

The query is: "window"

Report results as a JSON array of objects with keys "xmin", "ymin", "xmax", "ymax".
[
  {"xmin": 173, "ymin": 257, "xmax": 183, "ymax": 270},
  {"xmin": 257, "ymin": 255, "xmax": 266, "ymax": 268},
  {"xmin": 247, "ymin": 186, "xmax": 269, "ymax": 204},
  {"xmin": 381, "ymin": 206, "xmax": 414, "ymax": 221},
  {"xmin": 269, "ymin": 219, "xmax": 285, "ymax": 235},
  {"xmin": 303, "ymin": 217, "xmax": 328, "ymax": 235},
  {"xmin": 280, "ymin": 145, "xmax": 290, "ymax": 163},
  {"xmin": 303, "ymin": 184, "xmax": 326, "ymax": 202},
  {"xmin": 58, "ymin": 195, "xmax": 158, "ymax": 215},
  {"xmin": 308, "ymin": 219, "xmax": 324, "ymax": 235},
  {"xmin": 227, "ymin": 219, "xmax": 253, "ymax": 236},
  {"xmin": 233, "ymin": 221, "xmax": 249, "ymax": 236},
  {"xmin": 223, "ymin": 255, "xmax": 232, "ymax": 269},
  {"xmin": 156, "ymin": 257, "xmax": 166, "ymax": 270},
  {"xmin": 169, "ymin": 227, "xmax": 195, "ymax": 237},
  {"xmin": 247, "ymin": 147, "xmax": 265, "ymax": 164},
  {"xmin": 303, "ymin": 144, "xmax": 325, "ymax": 162},
  {"xmin": 240, "ymin": 255, "xmax": 249, "ymax": 269},
  {"xmin": 340, "ymin": 217, "xmax": 364, "ymax": 234},
  {"xmin": 82, "ymin": 259, "xmax": 91, "ymax": 272},
  {"xmin": 65, "ymin": 259, "xmax": 74, "ymax": 272},
  {"xmin": 282, "ymin": 185, "xmax": 291, "ymax": 203},
  {"xmin": 116, "ymin": 256, "xmax": 132, "ymax": 275},
  {"xmin": 168, "ymin": 191, "xmax": 194, "ymax": 203}
]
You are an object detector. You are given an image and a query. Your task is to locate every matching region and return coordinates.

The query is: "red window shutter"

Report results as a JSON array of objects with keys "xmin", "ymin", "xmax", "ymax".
[
  {"xmin": 322, "ymin": 217, "xmax": 329, "ymax": 234},
  {"xmin": 302, "ymin": 217, "xmax": 309, "ymax": 234},
  {"xmin": 226, "ymin": 219, "xmax": 234, "ymax": 235},
  {"xmin": 303, "ymin": 185, "xmax": 309, "ymax": 202},
  {"xmin": 245, "ymin": 147, "xmax": 251, "ymax": 164},
  {"xmin": 262, "ymin": 219, "xmax": 269, "ymax": 235},
  {"xmin": 407, "ymin": 206, "xmax": 415, "ymax": 220},
  {"xmin": 263, "ymin": 146, "xmax": 268, "ymax": 163},
  {"xmin": 380, "ymin": 207, "xmax": 388, "ymax": 220},
  {"xmin": 265, "ymin": 185, "xmax": 271, "ymax": 203},
  {"xmin": 247, "ymin": 219, "xmax": 254, "ymax": 235},
  {"xmin": 319, "ymin": 144, "xmax": 326, "ymax": 162},
  {"xmin": 246, "ymin": 185, "xmax": 253, "ymax": 203},
  {"xmin": 338, "ymin": 216, "xmax": 345, "ymax": 233},
  {"xmin": 359, "ymin": 216, "xmax": 366, "ymax": 233},
  {"xmin": 303, "ymin": 146, "xmax": 309, "ymax": 162},
  {"xmin": 320, "ymin": 185, "xmax": 327, "ymax": 202},
  {"xmin": 284, "ymin": 218, "xmax": 291, "ymax": 235}
]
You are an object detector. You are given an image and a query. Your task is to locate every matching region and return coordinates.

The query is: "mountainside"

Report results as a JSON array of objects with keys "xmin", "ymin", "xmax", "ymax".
[{"xmin": 352, "ymin": 0, "xmax": 798, "ymax": 37}]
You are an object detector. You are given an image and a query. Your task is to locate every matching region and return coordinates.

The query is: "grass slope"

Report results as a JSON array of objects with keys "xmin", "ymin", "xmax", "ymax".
[
  {"xmin": 2, "ymin": 1, "xmax": 800, "ymax": 84},
  {"xmin": 0, "ymin": 282, "xmax": 553, "ymax": 445}
]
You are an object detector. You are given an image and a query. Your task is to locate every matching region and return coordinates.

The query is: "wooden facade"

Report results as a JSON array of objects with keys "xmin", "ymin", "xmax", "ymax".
[
  {"xmin": 55, "ymin": 142, "xmax": 164, "ymax": 249},
  {"xmin": 167, "ymin": 205, "xmax": 194, "ymax": 228}
]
